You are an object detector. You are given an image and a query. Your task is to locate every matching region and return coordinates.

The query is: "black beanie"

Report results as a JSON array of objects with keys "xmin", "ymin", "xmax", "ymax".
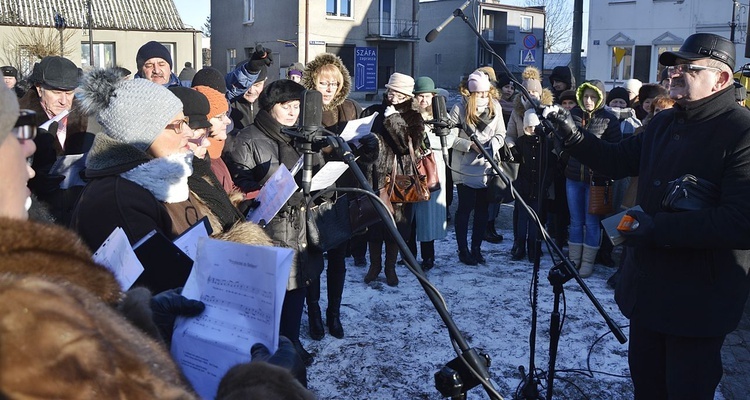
[
  {"xmin": 168, "ymin": 86, "xmax": 212, "ymax": 129},
  {"xmin": 638, "ymin": 83, "xmax": 668, "ymax": 103},
  {"xmin": 497, "ymin": 74, "xmax": 512, "ymax": 88},
  {"xmin": 259, "ymin": 79, "xmax": 305, "ymax": 111},
  {"xmin": 559, "ymin": 89, "xmax": 576, "ymax": 104},
  {"xmin": 192, "ymin": 67, "xmax": 227, "ymax": 93},
  {"xmin": 136, "ymin": 41, "xmax": 173, "ymax": 72},
  {"xmin": 607, "ymin": 86, "xmax": 631, "ymax": 107}
]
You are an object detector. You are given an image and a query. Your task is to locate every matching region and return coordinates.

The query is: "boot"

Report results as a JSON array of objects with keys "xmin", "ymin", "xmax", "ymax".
[
  {"xmin": 326, "ymin": 269, "xmax": 346, "ymax": 339},
  {"xmin": 596, "ymin": 233, "xmax": 615, "ymax": 267},
  {"xmin": 364, "ymin": 241, "xmax": 382, "ymax": 283},
  {"xmin": 485, "ymin": 220, "xmax": 504, "ymax": 244},
  {"xmin": 421, "ymin": 241, "xmax": 435, "ymax": 271},
  {"xmin": 291, "ymin": 339, "xmax": 314, "ymax": 367},
  {"xmin": 458, "ymin": 248, "xmax": 478, "ymax": 266},
  {"xmin": 579, "ymin": 245, "xmax": 599, "ymax": 278},
  {"xmin": 567, "ymin": 242, "xmax": 583, "ymax": 269},
  {"xmin": 471, "ymin": 245, "xmax": 486, "ymax": 264},
  {"xmin": 306, "ymin": 279, "xmax": 325, "ymax": 340},
  {"xmin": 384, "ymin": 264, "xmax": 399, "ymax": 286},
  {"xmin": 364, "ymin": 264, "xmax": 381, "ymax": 283},
  {"xmin": 421, "ymin": 258, "xmax": 435, "ymax": 271},
  {"xmin": 511, "ymin": 239, "xmax": 526, "ymax": 261}
]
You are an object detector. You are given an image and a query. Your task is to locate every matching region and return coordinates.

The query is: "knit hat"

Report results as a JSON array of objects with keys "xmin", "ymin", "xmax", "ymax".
[
  {"xmin": 521, "ymin": 66, "xmax": 543, "ymax": 93},
  {"xmin": 258, "ymin": 79, "xmax": 305, "ymax": 112},
  {"xmin": 136, "ymin": 41, "xmax": 173, "ymax": 72},
  {"xmin": 638, "ymin": 83, "xmax": 668, "ymax": 103},
  {"xmin": 288, "ymin": 69, "xmax": 302, "ymax": 79},
  {"xmin": 414, "ymin": 76, "xmax": 438, "ymax": 94},
  {"xmin": 497, "ymin": 74, "xmax": 513, "ymax": 89},
  {"xmin": 559, "ymin": 89, "xmax": 576, "ymax": 104},
  {"xmin": 549, "ymin": 66, "xmax": 573, "ymax": 87},
  {"xmin": 467, "ymin": 71, "xmax": 491, "ymax": 92},
  {"xmin": 79, "ymin": 68, "xmax": 183, "ymax": 152},
  {"xmin": 194, "ymin": 86, "xmax": 229, "ymax": 118},
  {"xmin": 1, "ymin": 66, "xmax": 18, "ymax": 80},
  {"xmin": 29, "ymin": 56, "xmax": 80, "ymax": 90},
  {"xmin": 191, "ymin": 67, "xmax": 227, "ymax": 93},
  {"xmin": 607, "ymin": 87, "xmax": 631, "ymax": 107},
  {"xmin": 287, "ymin": 62, "xmax": 304, "ymax": 79},
  {"xmin": 623, "ymin": 79, "xmax": 642, "ymax": 99},
  {"xmin": 0, "ymin": 83, "xmax": 19, "ymax": 144},
  {"xmin": 169, "ymin": 87, "xmax": 212, "ymax": 130},
  {"xmin": 735, "ymin": 81, "xmax": 747, "ymax": 102},
  {"xmin": 475, "ymin": 66, "xmax": 497, "ymax": 82},
  {"xmin": 385, "ymin": 72, "xmax": 415, "ymax": 97}
]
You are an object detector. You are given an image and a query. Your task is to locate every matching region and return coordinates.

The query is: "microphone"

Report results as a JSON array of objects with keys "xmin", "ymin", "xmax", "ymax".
[
  {"xmin": 425, "ymin": 0, "xmax": 472, "ymax": 42},
  {"xmin": 287, "ymin": 89, "xmax": 324, "ymax": 194},
  {"xmin": 431, "ymin": 95, "xmax": 451, "ymax": 164}
]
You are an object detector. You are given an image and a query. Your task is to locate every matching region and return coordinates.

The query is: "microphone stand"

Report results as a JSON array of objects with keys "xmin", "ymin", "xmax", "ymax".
[
  {"xmin": 316, "ymin": 133, "xmax": 503, "ymax": 400},
  {"xmin": 447, "ymin": 8, "xmax": 628, "ymax": 400}
]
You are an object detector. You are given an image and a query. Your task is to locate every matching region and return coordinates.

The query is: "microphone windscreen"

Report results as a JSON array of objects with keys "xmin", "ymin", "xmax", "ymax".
[
  {"xmin": 300, "ymin": 89, "xmax": 323, "ymax": 129},
  {"xmin": 425, "ymin": 29, "xmax": 439, "ymax": 43},
  {"xmin": 432, "ymin": 95, "xmax": 449, "ymax": 120}
]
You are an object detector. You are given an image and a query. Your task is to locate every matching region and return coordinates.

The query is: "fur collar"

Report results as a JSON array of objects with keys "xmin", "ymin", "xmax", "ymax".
[
  {"xmin": 121, "ymin": 152, "xmax": 194, "ymax": 203},
  {"xmin": 301, "ymin": 53, "xmax": 352, "ymax": 111}
]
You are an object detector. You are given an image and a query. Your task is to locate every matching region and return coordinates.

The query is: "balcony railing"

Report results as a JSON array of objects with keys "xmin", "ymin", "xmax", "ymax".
[{"xmin": 366, "ymin": 18, "xmax": 419, "ymax": 40}]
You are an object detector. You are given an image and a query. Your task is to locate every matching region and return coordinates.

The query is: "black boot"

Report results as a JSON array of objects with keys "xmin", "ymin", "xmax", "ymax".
[
  {"xmin": 384, "ymin": 264, "xmax": 399, "ymax": 286},
  {"xmin": 511, "ymin": 239, "xmax": 526, "ymax": 261},
  {"xmin": 384, "ymin": 242, "xmax": 399, "ymax": 286},
  {"xmin": 364, "ymin": 241, "xmax": 382, "ymax": 283},
  {"xmin": 291, "ymin": 339, "xmax": 314, "ymax": 367},
  {"xmin": 458, "ymin": 248, "xmax": 478, "ymax": 266},
  {"xmin": 306, "ymin": 279, "xmax": 325, "ymax": 340},
  {"xmin": 421, "ymin": 258, "xmax": 435, "ymax": 271},
  {"xmin": 485, "ymin": 220, "xmax": 504, "ymax": 243},
  {"xmin": 421, "ymin": 241, "xmax": 435, "ymax": 271},
  {"xmin": 326, "ymin": 268, "xmax": 346, "ymax": 339},
  {"xmin": 471, "ymin": 245, "xmax": 486, "ymax": 264}
]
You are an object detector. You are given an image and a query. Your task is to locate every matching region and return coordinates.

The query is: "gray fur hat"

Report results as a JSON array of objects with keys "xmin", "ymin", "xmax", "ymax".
[
  {"xmin": 0, "ymin": 83, "xmax": 19, "ymax": 143},
  {"xmin": 79, "ymin": 68, "xmax": 182, "ymax": 152}
]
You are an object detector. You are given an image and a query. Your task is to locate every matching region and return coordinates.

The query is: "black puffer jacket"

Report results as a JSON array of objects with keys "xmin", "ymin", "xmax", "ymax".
[{"xmin": 566, "ymin": 85, "xmax": 750, "ymax": 337}]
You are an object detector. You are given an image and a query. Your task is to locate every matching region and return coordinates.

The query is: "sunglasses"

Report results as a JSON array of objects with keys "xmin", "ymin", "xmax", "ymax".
[{"xmin": 13, "ymin": 109, "xmax": 37, "ymax": 140}]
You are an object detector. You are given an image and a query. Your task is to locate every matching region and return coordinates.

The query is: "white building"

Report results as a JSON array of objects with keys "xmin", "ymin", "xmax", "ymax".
[{"xmin": 586, "ymin": 0, "xmax": 748, "ymax": 89}]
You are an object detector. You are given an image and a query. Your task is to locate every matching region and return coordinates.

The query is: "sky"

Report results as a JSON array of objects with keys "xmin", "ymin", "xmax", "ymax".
[{"xmin": 173, "ymin": 0, "xmax": 210, "ymax": 31}]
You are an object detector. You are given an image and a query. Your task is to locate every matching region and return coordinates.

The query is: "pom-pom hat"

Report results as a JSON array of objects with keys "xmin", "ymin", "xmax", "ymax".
[{"xmin": 521, "ymin": 66, "xmax": 543, "ymax": 93}]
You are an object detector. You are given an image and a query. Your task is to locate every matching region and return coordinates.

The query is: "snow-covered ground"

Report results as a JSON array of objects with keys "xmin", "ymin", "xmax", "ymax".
[{"xmin": 304, "ymin": 203, "xmax": 635, "ymax": 399}]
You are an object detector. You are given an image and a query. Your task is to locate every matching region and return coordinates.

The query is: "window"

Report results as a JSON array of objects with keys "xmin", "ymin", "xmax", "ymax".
[
  {"xmin": 81, "ymin": 42, "xmax": 115, "ymax": 69},
  {"xmin": 18, "ymin": 46, "xmax": 35, "ymax": 78},
  {"xmin": 380, "ymin": 0, "xmax": 395, "ymax": 36},
  {"xmin": 244, "ymin": 0, "xmax": 255, "ymax": 23},
  {"xmin": 327, "ymin": 0, "xmax": 352, "ymax": 17},
  {"xmin": 159, "ymin": 43, "xmax": 176, "ymax": 72},
  {"xmin": 520, "ymin": 16, "xmax": 532, "ymax": 33},
  {"xmin": 227, "ymin": 48, "xmax": 237, "ymax": 72},
  {"xmin": 610, "ymin": 45, "xmax": 633, "ymax": 81},
  {"xmin": 656, "ymin": 44, "xmax": 680, "ymax": 77}
]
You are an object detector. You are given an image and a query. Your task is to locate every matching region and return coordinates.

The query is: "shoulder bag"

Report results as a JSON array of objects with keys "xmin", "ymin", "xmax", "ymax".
[{"xmin": 384, "ymin": 140, "xmax": 431, "ymax": 203}]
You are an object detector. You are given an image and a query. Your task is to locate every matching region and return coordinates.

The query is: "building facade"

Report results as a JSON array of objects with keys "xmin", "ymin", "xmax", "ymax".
[{"xmin": 587, "ymin": 0, "xmax": 749, "ymax": 89}]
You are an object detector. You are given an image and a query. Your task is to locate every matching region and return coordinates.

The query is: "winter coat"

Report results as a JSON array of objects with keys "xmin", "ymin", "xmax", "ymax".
[
  {"xmin": 414, "ymin": 114, "xmax": 453, "ymax": 242},
  {"xmin": 566, "ymin": 85, "xmax": 750, "ymax": 337},
  {"xmin": 448, "ymin": 99, "xmax": 506, "ymax": 189},
  {"xmin": 228, "ymin": 98, "xmax": 258, "ymax": 133},
  {"xmin": 564, "ymin": 81, "xmax": 622, "ymax": 182},
  {"xmin": 70, "ymin": 134, "xmax": 206, "ymax": 251},
  {"xmin": 605, "ymin": 105, "xmax": 642, "ymax": 140},
  {"xmin": 224, "ymin": 109, "xmax": 325, "ymax": 290}
]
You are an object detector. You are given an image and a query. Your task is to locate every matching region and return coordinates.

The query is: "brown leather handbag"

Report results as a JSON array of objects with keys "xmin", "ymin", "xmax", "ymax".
[
  {"xmin": 416, "ymin": 148, "xmax": 440, "ymax": 192},
  {"xmin": 588, "ymin": 176, "xmax": 614, "ymax": 215},
  {"xmin": 384, "ymin": 140, "xmax": 431, "ymax": 203}
]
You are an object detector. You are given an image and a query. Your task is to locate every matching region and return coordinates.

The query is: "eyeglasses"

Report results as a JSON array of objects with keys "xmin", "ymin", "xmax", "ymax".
[
  {"xmin": 667, "ymin": 64, "xmax": 722, "ymax": 76},
  {"xmin": 188, "ymin": 131, "xmax": 208, "ymax": 145},
  {"xmin": 317, "ymin": 81, "xmax": 339, "ymax": 89},
  {"xmin": 13, "ymin": 109, "xmax": 37, "ymax": 141},
  {"xmin": 165, "ymin": 117, "xmax": 190, "ymax": 135},
  {"xmin": 387, "ymin": 90, "xmax": 410, "ymax": 103}
]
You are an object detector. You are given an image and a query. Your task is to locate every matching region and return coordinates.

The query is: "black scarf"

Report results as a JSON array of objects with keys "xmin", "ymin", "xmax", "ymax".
[{"xmin": 188, "ymin": 157, "xmax": 244, "ymax": 231}]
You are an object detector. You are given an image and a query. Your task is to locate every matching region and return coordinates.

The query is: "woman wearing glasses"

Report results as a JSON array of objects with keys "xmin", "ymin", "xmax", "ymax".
[
  {"xmin": 361, "ymin": 72, "xmax": 425, "ymax": 287},
  {"xmin": 70, "ymin": 68, "xmax": 207, "ymax": 250}
]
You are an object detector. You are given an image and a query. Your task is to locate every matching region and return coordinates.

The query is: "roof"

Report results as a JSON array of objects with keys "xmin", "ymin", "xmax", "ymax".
[
  {"xmin": 0, "ymin": 0, "xmax": 190, "ymax": 31},
  {"xmin": 544, "ymin": 52, "xmax": 587, "ymax": 70}
]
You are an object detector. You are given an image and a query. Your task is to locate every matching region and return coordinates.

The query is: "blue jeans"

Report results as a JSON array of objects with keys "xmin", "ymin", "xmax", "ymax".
[{"xmin": 566, "ymin": 178, "xmax": 602, "ymax": 248}]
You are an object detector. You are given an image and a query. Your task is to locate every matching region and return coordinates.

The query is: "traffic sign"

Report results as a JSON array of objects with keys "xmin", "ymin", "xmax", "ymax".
[
  {"xmin": 523, "ymin": 34, "xmax": 538, "ymax": 49},
  {"xmin": 522, "ymin": 49, "xmax": 536, "ymax": 64}
]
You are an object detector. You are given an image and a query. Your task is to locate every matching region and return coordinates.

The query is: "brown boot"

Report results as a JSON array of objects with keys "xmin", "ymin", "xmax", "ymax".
[
  {"xmin": 364, "ymin": 264, "xmax": 381, "ymax": 283},
  {"xmin": 385, "ymin": 264, "xmax": 399, "ymax": 286}
]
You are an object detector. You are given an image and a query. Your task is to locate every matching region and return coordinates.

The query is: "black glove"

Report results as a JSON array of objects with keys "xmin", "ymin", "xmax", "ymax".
[
  {"xmin": 352, "ymin": 133, "xmax": 379, "ymax": 162},
  {"xmin": 150, "ymin": 287, "xmax": 205, "ymax": 345},
  {"xmin": 620, "ymin": 210, "xmax": 655, "ymax": 246},
  {"xmin": 238, "ymin": 198, "xmax": 261, "ymax": 217},
  {"xmin": 542, "ymin": 105, "xmax": 583, "ymax": 147},
  {"xmin": 251, "ymin": 336, "xmax": 307, "ymax": 386},
  {"xmin": 247, "ymin": 44, "xmax": 272, "ymax": 72}
]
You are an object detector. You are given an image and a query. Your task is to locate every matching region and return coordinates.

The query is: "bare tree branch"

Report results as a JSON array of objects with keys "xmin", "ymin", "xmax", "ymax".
[
  {"xmin": 1, "ymin": 27, "xmax": 77, "ymax": 76},
  {"xmin": 525, "ymin": 0, "xmax": 573, "ymax": 53}
]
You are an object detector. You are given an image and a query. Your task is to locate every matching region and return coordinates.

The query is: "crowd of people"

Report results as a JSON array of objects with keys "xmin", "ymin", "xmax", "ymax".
[{"xmin": 1, "ymin": 31, "xmax": 750, "ymax": 399}]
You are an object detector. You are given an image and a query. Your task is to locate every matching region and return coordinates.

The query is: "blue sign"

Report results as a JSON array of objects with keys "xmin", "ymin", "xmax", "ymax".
[
  {"xmin": 354, "ymin": 47, "xmax": 377, "ymax": 92},
  {"xmin": 522, "ymin": 49, "xmax": 536, "ymax": 64},
  {"xmin": 523, "ymin": 34, "xmax": 537, "ymax": 49}
]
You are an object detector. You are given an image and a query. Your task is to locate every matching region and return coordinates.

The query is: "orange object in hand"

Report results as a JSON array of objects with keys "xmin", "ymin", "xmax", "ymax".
[{"xmin": 617, "ymin": 214, "xmax": 640, "ymax": 232}]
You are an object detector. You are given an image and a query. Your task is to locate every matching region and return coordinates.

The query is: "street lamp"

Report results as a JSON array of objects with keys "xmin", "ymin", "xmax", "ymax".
[{"xmin": 53, "ymin": 10, "xmax": 66, "ymax": 56}]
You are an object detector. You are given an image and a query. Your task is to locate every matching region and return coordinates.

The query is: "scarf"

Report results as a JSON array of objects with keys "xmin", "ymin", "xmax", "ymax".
[{"xmin": 188, "ymin": 156, "xmax": 244, "ymax": 230}]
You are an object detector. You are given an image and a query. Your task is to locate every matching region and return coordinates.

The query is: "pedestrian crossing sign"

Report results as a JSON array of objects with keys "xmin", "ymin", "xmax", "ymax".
[{"xmin": 522, "ymin": 49, "xmax": 536, "ymax": 64}]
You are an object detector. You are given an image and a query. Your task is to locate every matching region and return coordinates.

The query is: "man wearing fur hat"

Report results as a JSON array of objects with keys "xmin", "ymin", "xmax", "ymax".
[
  {"xmin": 135, "ymin": 41, "xmax": 181, "ymax": 87},
  {"xmin": 545, "ymin": 33, "xmax": 750, "ymax": 398}
]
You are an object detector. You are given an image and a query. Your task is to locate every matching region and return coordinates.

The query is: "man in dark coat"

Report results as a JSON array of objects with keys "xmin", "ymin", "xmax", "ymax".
[{"xmin": 545, "ymin": 33, "xmax": 750, "ymax": 399}]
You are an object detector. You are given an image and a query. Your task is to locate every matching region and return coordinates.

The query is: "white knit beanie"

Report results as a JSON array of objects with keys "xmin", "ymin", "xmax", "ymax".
[
  {"xmin": 79, "ymin": 68, "xmax": 183, "ymax": 152},
  {"xmin": 468, "ymin": 71, "xmax": 491, "ymax": 92}
]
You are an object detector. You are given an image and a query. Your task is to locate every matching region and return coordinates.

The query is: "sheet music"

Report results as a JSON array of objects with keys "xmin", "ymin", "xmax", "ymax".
[
  {"xmin": 173, "ymin": 217, "xmax": 211, "ymax": 261},
  {"xmin": 91, "ymin": 227, "xmax": 144, "ymax": 290},
  {"xmin": 171, "ymin": 237, "xmax": 293, "ymax": 400},
  {"xmin": 310, "ymin": 161, "xmax": 350, "ymax": 192},
  {"xmin": 339, "ymin": 112, "xmax": 378, "ymax": 145},
  {"xmin": 49, "ymin": 153, "xmax": 86, "ymax": 189},
  {"xmin": 246, "ymin": 164, "xmax": 298, "ymax": 225}
]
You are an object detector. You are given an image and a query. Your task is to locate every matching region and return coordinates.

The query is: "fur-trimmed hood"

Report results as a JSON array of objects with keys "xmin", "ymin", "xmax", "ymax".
[
  {"xmin": 576, "ymin": 80, "xmax": 606, "ymax": 116},
  {"xmin": 0, "ymin": 217, "xmax": 123, "ymax": 305},
  {"xmin": 513, "ymin": 87, "xmax": 555, "ymax": 115},
  {"xmin": 301, "ymin": 53, "xmax": 352, "ymax": 111}
]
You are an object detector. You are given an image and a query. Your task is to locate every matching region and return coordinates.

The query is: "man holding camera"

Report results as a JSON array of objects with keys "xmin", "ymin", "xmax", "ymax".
[{"xmin": 545, "ymin": 33, "xmax": 750, "ymax": 399}]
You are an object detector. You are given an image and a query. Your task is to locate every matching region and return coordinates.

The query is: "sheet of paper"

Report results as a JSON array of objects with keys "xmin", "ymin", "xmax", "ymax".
[
  {"xmin": 171, "ymin": 237, "xmax": 294, "ymax": 400},
  {"xmin": 339, "ymin": 112, "xmax": 378, "ymax": 145},
  {"xmin": 601, "ymin": 205, "xmax": 643, "ymax": 246},
  {"xmin": 39, "ymin": 109, "xmax": 69, "ymax": 131},
  {"xmin": 290, "ymin": 155, "xmax": 304, "ymax": 176},
  {"xmin": 91, "ymin": 227, "xmax": 144, "ymax": 290},
  {"xmin": 246, "ymin": 164, "xmax": 298, "ymax": 225},
  {"xmin": 49, "ymin": 154, "xmax": 87, "ymax": 189},
  {"xmin": 310, "ymin": 161, "xmax": 350, "ymax": 192},
  {"xmin": 173, "ymin": 217, "xmax": 211, "ymax": 261}
]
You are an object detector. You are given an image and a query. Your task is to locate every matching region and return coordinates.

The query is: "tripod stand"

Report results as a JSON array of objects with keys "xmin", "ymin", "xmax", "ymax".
[{"xmin": 443, "ymin": 7, "xmax": 628, "ymax": 400}]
